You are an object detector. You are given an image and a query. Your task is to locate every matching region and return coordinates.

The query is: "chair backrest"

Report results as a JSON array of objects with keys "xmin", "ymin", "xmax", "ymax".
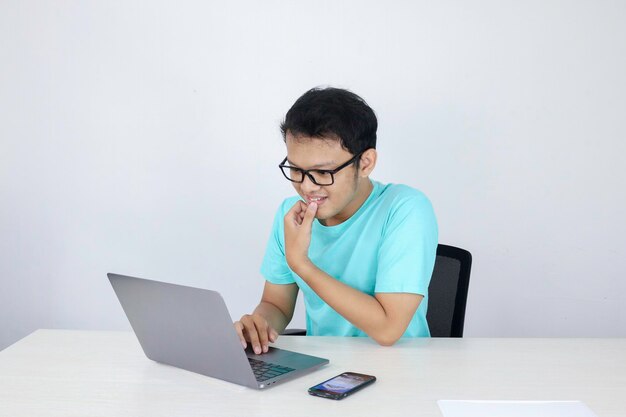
[{"xmin": 426, "ymin": 244, "xmax": 472, "ymax": 337}]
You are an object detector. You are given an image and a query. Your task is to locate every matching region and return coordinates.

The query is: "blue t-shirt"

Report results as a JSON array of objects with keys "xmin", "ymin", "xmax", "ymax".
[{"xmin": 260, "ymin": 180, "xmax": 438, "ymax": 338}]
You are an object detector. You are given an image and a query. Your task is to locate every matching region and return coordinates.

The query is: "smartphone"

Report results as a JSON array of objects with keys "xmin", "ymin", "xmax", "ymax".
[{"xmin": 308, "ymin": 372, "xmax": 376, "ymax": 400}]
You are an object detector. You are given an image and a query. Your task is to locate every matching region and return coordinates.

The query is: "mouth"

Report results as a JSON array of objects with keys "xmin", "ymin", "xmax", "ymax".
[{"xmin": 306, "ymin": 196, "xmax": 328, "ymax": 206}]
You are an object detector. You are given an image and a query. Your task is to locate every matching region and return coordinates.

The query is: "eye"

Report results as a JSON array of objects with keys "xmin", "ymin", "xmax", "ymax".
[{"xmin": 310, "ymin": 170, "xmax": 333, "ymax": 184}]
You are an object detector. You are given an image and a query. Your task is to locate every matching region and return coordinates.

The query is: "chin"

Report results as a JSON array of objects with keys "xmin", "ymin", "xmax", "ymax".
[
  {"xmin": 316, "ymin": 210, "xmax": 339, "ymax": 223},
  {"xmin": 314, "ymin": 209, "xmax": 330, "ymax": 220}
]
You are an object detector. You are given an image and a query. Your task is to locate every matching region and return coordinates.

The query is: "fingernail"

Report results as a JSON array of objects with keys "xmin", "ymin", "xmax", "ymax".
[
  {"xmin": 241, "ymin": 341, "xmax": 247, "ymax": 349},
  {"xmin": 310, "ymin": 202, "xmax": 317, "ymax": 209},
  {"xmin": 254, "ymin": 346, "xmax": 261, "ymax": 354},
  {"xmin": 263, "ymin": 345, "xmax": 268, "ymax": 353}
]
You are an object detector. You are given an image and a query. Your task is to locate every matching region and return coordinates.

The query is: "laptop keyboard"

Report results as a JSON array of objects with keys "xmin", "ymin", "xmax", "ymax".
[{"xmin": 248, "ymin": 357, "xmax": 295, "ymax": 382}]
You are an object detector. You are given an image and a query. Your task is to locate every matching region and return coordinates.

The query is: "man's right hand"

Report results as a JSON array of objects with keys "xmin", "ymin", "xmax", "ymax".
[{"xmin": 234, "ymin": 314, "xmax": 279, "ymax": 355}]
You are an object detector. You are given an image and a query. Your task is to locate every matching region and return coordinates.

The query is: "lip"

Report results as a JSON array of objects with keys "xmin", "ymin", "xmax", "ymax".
[{"xmin": 305, "ymin": 196, "xmax": 328, "ymax": 206}]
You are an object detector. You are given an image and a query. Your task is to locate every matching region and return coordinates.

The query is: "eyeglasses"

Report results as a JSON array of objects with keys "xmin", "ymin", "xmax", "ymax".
[{"xmin": 278, "ymin": 152, "xmax": 363, "ymax": 186}]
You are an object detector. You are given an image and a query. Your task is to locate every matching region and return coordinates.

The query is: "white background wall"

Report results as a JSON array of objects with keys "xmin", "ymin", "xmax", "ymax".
[{"xmin": 1, "ymin": 0, "xmax": 625, "ymax": 350}]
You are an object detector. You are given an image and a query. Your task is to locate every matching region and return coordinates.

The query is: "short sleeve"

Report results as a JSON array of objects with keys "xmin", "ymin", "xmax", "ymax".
[
  {"xmin": 260, "ymin": 200, "xmax": 296, "ymax": 284},
  {"xmin": 374, "ymin": 192, "xmax": 438, "ymax": 295}
]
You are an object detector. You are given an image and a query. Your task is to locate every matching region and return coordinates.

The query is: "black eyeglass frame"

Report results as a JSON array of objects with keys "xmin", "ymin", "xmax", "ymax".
[{"xmin": 278, "ymin": 151, "xmax": 365, "ymax": 186}]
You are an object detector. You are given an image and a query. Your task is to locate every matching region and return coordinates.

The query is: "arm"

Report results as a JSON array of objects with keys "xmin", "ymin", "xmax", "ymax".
[
  {"xmin": 292, "ymin": 259, "xmax": 422, "ymax": 346},
  {"xmin": 284, "ymin": 201, "xmax": 423, "ymax": 346},
  {"xmin": 234, "ymin": 281, "xmax": 298, "ymax": 354}
]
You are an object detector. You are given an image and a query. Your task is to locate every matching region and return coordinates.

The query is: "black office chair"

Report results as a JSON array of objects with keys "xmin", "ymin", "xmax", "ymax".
[
  {"xmin": 426, "ymin": 244, "xmax": 472, "ymax": 337},
  {"xmin": 281, "ymin": 243, "xmax": 472, "ymax": 338}
]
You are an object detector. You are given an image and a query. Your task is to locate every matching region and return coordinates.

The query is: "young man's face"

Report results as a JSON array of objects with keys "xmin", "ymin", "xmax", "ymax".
[{"xmin": 285, "ymin": 132, "xmax": 374, "ymax": 226}]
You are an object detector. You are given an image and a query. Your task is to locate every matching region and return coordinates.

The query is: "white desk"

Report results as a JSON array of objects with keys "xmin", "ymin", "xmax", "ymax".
[{"xmin": 1, "ymin": 330, "xmax": 625, "ymax": 416}]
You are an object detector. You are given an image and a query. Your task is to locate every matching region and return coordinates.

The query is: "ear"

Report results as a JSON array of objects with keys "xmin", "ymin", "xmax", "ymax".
[{"xmin": 358, "ymin": 148, "xmax": 377, "ymax": 177}]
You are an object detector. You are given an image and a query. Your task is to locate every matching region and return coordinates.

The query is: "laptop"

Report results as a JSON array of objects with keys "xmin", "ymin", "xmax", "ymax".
[{"xmin": 108, "ymin": 273, "xmax": 329, "ymax": 389}]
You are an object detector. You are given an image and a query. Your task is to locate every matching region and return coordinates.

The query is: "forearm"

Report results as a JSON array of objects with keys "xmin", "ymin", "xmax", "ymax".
[
  {"xmin": 253, "ymin": 301, "xmax": 292, "ymax": 334},
  {"xmin": 293, "ymin": 261, "xmax": 399, "ymax": 345}
]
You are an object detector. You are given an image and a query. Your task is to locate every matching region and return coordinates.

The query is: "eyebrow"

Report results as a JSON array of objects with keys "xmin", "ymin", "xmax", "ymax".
[{"xmin": 286, "ymin": 159, "xmax": 336, "ymax": 169}]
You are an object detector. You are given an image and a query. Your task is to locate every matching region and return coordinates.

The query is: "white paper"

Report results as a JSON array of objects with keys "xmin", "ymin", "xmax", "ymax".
[{"xmin": 438, "ymin": 400, "xmax": 598, "ymax": 417}]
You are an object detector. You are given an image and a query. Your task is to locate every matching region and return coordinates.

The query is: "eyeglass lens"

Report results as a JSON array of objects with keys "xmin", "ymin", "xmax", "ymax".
[{"xmin": 282, "ymin": 166, "xmax": 333, "ymax": 185}]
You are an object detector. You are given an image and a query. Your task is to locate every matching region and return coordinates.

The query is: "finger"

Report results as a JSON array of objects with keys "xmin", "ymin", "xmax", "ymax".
[
  {"xmin": 298, "ymin": 204, "xmax": 306, "ymax": 222},
  {"xmin": 286, "ymin": 201, "xmax": 306, "ymax": 217},
  {"xmin": 233, "ymin": 321, "xmax": 247, "ymax": 349},
  {"xmin": 297, "ymin": 201, "xmax": 308, "ymax": 224},
  {"xmin": 241, "ymin": 315, "xmax": 262, "ymax": 354},
  {"xmin": 302, "ymin": 202, "xmax": 318, "ymax": 226},
  {"xmin": 285, "ymin": 201, "xmax": 305, "ymax": 226},
  {"xmin": 268, "ymin": 327, "xmax": 279, "ymax": 343},
  {"xmin": 252, "ymin": 316, "xmax": 270, "ymax": 353}
]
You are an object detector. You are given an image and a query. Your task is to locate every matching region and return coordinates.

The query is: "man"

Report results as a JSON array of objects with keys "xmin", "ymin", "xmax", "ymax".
[{"xmin": 235, "ymin": 87, "xmax": 438, "ymax": 354}]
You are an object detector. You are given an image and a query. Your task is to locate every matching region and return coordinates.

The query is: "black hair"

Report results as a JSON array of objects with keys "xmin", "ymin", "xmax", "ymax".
[{"xmin": 280, "ymin": 87, "xmax": 377, "ymax": 156}]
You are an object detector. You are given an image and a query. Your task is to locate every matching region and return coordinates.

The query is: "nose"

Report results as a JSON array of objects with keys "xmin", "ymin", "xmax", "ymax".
[{"xmin": 300, "ymin": 173, "xmax": 321, "ymax": 194}]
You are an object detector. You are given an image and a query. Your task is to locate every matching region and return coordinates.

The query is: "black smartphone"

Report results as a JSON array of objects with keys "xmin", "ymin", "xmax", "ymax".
[{"xmin": 308, "ymin": 372, "xmax": 376, "ymax": 400}]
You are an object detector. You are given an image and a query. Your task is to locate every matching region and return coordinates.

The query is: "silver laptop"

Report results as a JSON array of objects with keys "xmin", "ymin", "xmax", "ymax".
[{"xmin": 108, "ymin": 273, "xmax": 328, "ymax": 389}]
